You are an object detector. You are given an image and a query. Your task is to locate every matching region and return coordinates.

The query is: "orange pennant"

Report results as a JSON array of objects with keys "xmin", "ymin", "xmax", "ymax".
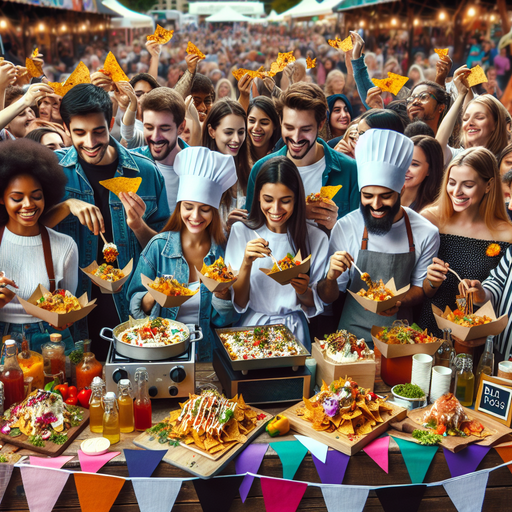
[
  {"xmin": 74, "ymin": 473, "xmax": 125, "ymax": 512},
  {"xmin": 98, "ymin": 51, "xmax": 129, "ymax": 83},
  {"xmin": 495, "ymin": 445, "xmax": 512, "ymax": 474},
  {"xmin": 48, "ymin": 61, "xmax": 91, "ymax": 97}
]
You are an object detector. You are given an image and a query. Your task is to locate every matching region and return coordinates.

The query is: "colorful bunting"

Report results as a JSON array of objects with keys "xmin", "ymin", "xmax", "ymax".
[
  {"xmin": 132, "ymin": 478, "xmax": 182, "ymax": 512},
  {"xmin": 363, "ymin": 436, "xmax": 390, "ymax": 473},
  {"xmin": 29, "ymin": 455, "xmax": 74, "ymax": 469},
  {"xmin": 74, "ymin": 473, "xmax": 125, "ymax": 512},
  {"xmin": 260, "ymin": 476, "xmax": 307, "ymax": 512},
  {"xmin": 394, "ymin": 437, "xmax": 438, "ymax": 483},
  {"xmin": 295, "ymin": 435, "xmax": 328, "ymax": 463},
  {"xmin": 270, "ymin": 440, "xmax": 308, "ymax": 480},
  {"xmin": 443, "ymin": 471, "xmax": 489, "ymax": 512},
  {"xmin": 443, "ymin": 445, "xmax": 491, "ymax": 478},
  {"xmin": 495, "ymin": 445, "xmax": 512, "ymax": 474},
  {"xmin": 0, "ymin": 464, "xmax": 13, "ymax": 504},
  {"xmin": 20, "ymin": 466, "xmax": 69, "ymax": 512},
  {"xmin": 124, "ymin": 449, "xmax": 167, "ymax": 478},
  {"xmin": 312, "ymin": 450, "xmax": 350, "ymax": 485},
  {"xmin": 321, "ymin": 484, "xmax": 369, "ymax": 512},
  {"xmin": 235, "ymin": 443, "xmax": 268, "ymax": 503},
  {"xmin": 78, "ymin": 450, "xmax": 120, "ymax": 473},
  {"xmin": 376, "ymin": 484, "xmax": 426, "ymax": 512},
  {"xmin": 193, "ymin": 475, "xmax": 244, "ymax": 512}
]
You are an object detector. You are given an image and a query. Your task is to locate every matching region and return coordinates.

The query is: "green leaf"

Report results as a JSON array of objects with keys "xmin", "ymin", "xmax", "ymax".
[{"xmin": 44, "ymin": 381, "xmax": 55, "ymax": 392}]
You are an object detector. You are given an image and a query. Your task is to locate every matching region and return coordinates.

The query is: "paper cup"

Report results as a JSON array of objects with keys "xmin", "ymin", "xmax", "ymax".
[
  {"xmin": 430, "ymin": 365, "xmax": 452, "ymax": 403},
  {"xmin": 411, "ymin": 353, "xmax": 433, "ymax": 397},
  {"xmin": 498, "ymin": 361, "xmax": 512, "ymax": 381}
]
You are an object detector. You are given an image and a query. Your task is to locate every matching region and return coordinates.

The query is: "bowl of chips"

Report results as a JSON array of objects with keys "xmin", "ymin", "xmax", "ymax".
[
  {"xmin": 259, "ymin": 250, "xmax": 311, "ymax": 285},
  {"xmin": 197, "ymin": 256, "xmax": 238, "ymax": 293},
  {"xmin": 141, "ymin": 274, "xmax": 199, "ymax": 308},
  {"xmin": 81, "ymin": 259, "xmax": 133, "ymax": 294}
]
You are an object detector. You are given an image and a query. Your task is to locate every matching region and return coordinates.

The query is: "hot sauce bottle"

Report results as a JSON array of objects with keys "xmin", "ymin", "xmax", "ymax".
[
  {"xmin": 75, "ymin": 340, "xmax": 103, "ymax": 390},
  {"xmin": 42, "ymin": 333, "xmax": 66, "ymax": 383},
  {"xmin": 0, "ymin": 340, "xmax": 25, "ymax": 409},
  {"xmin": 133, "ymin": 367, "xmax": 152, "ymax": 431},
  {"xmin": 18, "ymin": 337, "xmax": 44, "ymax": 390},
  {"xmin": 117, "ymin": 379, "xmax": 134, "ymax": 433}
]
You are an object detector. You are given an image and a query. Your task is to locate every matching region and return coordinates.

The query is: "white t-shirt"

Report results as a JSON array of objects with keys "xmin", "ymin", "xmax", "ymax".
[
  {"xmin": 328, "ymin": 207, "xmax": 440, "ymax": 292},
  {"xmin": 176, "ymin": 282, "xmax": 200, "ymax": 325},
  {"xmin": 155, "ymin": 161, "xmax": 179, "ymax": 214},
  {"xmin": 298, "ymin": 157, "xmax": 325, "ymax": 196}
]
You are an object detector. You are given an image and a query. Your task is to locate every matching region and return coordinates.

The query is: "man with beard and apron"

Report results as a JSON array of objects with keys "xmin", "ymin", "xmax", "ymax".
[{"xmin": 318, "ymin": 129, "xmax": 440, "ymax": 344}]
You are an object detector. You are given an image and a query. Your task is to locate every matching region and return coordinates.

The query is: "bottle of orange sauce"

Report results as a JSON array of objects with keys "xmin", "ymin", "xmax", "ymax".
[{"xmin": 75, "ymin": 340, "xmax": 103, "ymax": 390}]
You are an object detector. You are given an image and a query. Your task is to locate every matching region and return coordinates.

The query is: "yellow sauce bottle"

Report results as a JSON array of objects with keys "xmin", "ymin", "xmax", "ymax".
[
  {"xmin": 117, "ymin": 379, "xmax": 134, "ymax": 433},
  {"xmin": 89, "ymin": 376, "xmax": 106, "ymax": 433},
  {"xmin": 102, "ymin": 392, "xmax": 120, "ymax": 444}
]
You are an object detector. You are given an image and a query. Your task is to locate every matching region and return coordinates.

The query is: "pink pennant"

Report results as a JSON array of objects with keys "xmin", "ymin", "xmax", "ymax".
[
  {"xmin": 260, "ymin": 477, "xmax": 307, "ymax": 512},
  {"xmin": 21, "ymin": 466, "xmax": 69, "ymax": 512},
  {"xmin": 29, "ymin": 455, "xmax": 74, "ymax": 469},
  {"xmin": 78, "ymin": 450, "xmax": 120, "ymax": 473},
  {"xmin": 363, "ymin": 437, "xmax": 390, "ymax": 473}
]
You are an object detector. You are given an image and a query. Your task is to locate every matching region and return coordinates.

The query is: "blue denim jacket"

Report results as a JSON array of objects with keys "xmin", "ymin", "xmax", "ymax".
[
  {"xmin": 127, "ymin": 231, "xmax": 239, "ymax": 362},
  {"xmin": 54, "ymin": 137, "xmax": 170, "ymax": 338}
]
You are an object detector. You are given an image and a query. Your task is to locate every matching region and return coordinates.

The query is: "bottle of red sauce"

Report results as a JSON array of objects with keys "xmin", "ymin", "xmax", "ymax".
[
  {"xmin": 76, "ymin": 340, "xmax": 103, "ymax": 390},
  {"xmin": 133, "ymin": 367, "xmax": 152, "ymax": 431},
  {"xmin": 0, "ymin": 340, "xmax": 25, "ymax": 409}
]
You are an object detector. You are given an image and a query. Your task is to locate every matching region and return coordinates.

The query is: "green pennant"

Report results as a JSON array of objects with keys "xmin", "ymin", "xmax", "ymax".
[
  {"xmin": 270, "ymin": 440, "xmax": 309, "ymax": 480},
  {"xmin": 394, "ymin": 437, "xmax": 438, "ymax": 483}
]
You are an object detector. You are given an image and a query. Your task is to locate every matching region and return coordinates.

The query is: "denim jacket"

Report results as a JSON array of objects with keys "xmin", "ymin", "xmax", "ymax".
[
  {"xmin": 55, "ymin": 137, "xmax": 170, "ymax": 338},
  {"xmin": 127, "ymin": 231, "xmax": 239, "ymax": 362}
]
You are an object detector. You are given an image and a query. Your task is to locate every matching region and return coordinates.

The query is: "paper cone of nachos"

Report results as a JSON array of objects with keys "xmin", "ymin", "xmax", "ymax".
[
  {"xmin": 141, "ymin": 274, "xmax": 199, "ymax": 308},
  {"xmin": 259, "ymin": 250, "xmax": 311, "ymax": 286},
  {"xmin": 81, "ymin": 259, "xmax": 133, "ymax": 294},
  {"xmin": 17, "ymin": 285, "xmax": 96, "ymax": 327},
  {"xmin": 348, "ymin": 277, "xmax": 410, "ymax": 314},
  {"xmin": 197, "ymin": 256, "xmax": 238, "ymax": 293}
]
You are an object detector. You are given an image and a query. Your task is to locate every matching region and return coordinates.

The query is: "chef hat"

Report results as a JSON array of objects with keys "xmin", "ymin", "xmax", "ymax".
[
  {"xmin": 174, "ymin": 147, "xmax": 237, "ymax": 209},
  {"xmin": 355, "ymin": 129, "xmax": 414, "ymax": 193}
]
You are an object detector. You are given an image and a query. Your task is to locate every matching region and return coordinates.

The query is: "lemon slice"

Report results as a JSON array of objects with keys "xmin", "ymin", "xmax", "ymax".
[{"xmin": 80, "ymin": 437, "xmax": 111, "ymax": 455}]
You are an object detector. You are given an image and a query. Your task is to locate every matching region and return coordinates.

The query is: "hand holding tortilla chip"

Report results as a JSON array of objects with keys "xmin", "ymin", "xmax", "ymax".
[
  {"xmin": 48, "ymin": 62, "xmax": 90, "ymax": 97},
  {"xmin": 147, "ymin": 24, "xmax": 174, "ymax": 44},
  {"xmin": 99, "ymin": 177, "xmax": 142, "ymax": 198},
  {"xmin": 269, "ymin": 51, "xmax": 295, "ymax": 76},
  {"xmin": 371, "ymin": 72, "xmax": 409, "ymax": 96},
  {"xmin": 328, "ymin": 36, "xmax": 353, "ymax": 52},
  {"xmin": 98, "ymin": 52, "xmax": 129, "ymax": 83},
  {"xmin": 186, "ymin": 42, "xmax": 206, "ymax": 60},
  {"xmin": 466, "ymin": 65, "xmax": 488, "ymax": 88}
]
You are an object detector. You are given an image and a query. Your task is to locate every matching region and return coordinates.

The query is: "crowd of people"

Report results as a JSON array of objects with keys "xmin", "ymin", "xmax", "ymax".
[{"xmin": 0, "ymin": 22, "xmax": 512, "ymax": 371}]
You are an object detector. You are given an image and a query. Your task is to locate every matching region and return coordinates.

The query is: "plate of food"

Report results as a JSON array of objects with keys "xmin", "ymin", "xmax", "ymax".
[
  {"xmin": 259, "ymin": 250, "xmax": 311, "ymax": 285},
  {"xmin": 81, "ymin": 259, "xmax": 133, "ymax": 294},
  {"xmin": 197, "ymin": 256, "xmax": 238, "ymax": 293},
  {"xmin": 141, "ymin": 274, "xmax": 199, "ymax": 308},
  {"xmin": 281, "ymin": 377, "xmax": 407, "ymax": 455},
  {"xmin": 17, "ymin": 285, "xmax": 97, "ymax": 327},
  {"xmin": 348, "ymin": 275, "xmax": 409, "ymax": 313}
]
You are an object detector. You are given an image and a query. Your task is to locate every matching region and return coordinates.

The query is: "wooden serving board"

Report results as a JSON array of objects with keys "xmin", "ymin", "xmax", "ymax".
[
  {"xmin": 133, "ymin": 407, "xmax": 272, "ymax": 478},
  {"xmin": 281, "ymin": 401, "xmax": 407, "ymax": 456},
  {"xmin": 0, "ymin": 408, "xmax": 89, "ymax": 457}
]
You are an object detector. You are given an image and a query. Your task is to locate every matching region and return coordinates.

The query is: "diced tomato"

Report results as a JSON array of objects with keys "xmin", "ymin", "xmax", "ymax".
[
  {"xmin": 243, "ymin": 354, "xmax": 248, "ymax": 360},
  {"xmin": 436, "ymin": 425, "xmax": 446, "ymax": 435}
]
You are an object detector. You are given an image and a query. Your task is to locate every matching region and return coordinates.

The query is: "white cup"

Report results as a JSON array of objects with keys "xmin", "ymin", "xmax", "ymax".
[
  {"xmin": 430, "ymin": 365, "xmax": 452, "ymax": 403},
  {"xmin": 498, "ymin": 361, "xmax": 512, "ymax": 381},
  {"xmin": 411, "ymin": 354, "xmax": 433, "ymax": 397}
]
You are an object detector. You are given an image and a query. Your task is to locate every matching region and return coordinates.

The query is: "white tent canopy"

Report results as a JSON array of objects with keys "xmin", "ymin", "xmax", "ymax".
[
  {"xmin": 205, "ymin": 6, "xmax": 258, "ymax": 23},
  {"xmin": 102, "ymin": 0, "xmax": 155, "ymax": 29},
  {"xmin": 266, "ymin": 9, "xmax": 287, "ymax": 22},
  {"xmin": 282, "ymin": 0, "xmax": 339, "ymax": 19}
]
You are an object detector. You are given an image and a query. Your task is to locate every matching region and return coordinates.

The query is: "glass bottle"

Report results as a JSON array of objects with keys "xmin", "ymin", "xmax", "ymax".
[
  {"xmin": 75, "ymin": 340, "xmax": 103, "ymax": 390},
  {"xmin": 435, "ymin": 328, "xmax": 456, "ymax": 369},
  {"xmin": 42, "ymin": 333, "xmax": 66, "ymax": 384},
  {"xmin": 454, "ymin": 353, "xmax": 475, "ymax": 407},
  {"xmin": 475, "ymin": 336, "xmax": 494, "ymax": 396},
  {"xmin": 17, "ymin": 337, "xmax": 44, "ymax": 390},
  {"xmin": 89, "ymin": 376, "xmax": 106, "ymax": 433},
  {"xmin": 133, "ymin": 367, "xmax": 152, "ymax": 431},
  {"xmin": 0, "ymin": 340, "xmax": 25, "ymax": 409},
  {"xmin": 118, "ymin": 379, "xmax": 134, "ymax": 433},
  {"xmin": 102, "ymin": 392, "xmax": 120, "ymax": 444}
]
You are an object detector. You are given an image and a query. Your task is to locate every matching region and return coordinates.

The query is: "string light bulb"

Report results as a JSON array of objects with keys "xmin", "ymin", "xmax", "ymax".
[
  {"xmin": 468, "ymin": 7, "xmax": 476, "ymax": 16},
  {"xmin": 0, "ymin": 20, "xmax": 6, "ymax": 29}
]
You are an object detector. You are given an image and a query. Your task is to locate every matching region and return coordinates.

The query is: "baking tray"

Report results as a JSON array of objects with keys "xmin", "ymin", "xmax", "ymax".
[{"xmin": 214, "ymin": 324, "xmax": 310, "ymax": 372}]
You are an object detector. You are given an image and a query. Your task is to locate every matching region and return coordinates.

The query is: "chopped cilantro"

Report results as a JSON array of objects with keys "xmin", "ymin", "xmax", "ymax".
[
  {"xmin": 0, "ymin": 455, "xmax": 7, "ymax": 463},
  {"xmin": 412, "ymin": 430, "xmax": 442, "ymax": 446},
  {"xmin": 49, "ymin": 432, "xmax": 68, "ymax": 445},
  {"xmin": 219, "ymin": 409, "xmax": 234, "ymax": 424},
  {"xmin": 146, "ymin": 422, "xmax": 166, "ymax": 435},
  {"xmin": 28, "ymin": 435, "xmax": 45, "ymax": 447},
  {"xmin": 9, "ymin": 428, "xmax": 21, "ymax": 437}
]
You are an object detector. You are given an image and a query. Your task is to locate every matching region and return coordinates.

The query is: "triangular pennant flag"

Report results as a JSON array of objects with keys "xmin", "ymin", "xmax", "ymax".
[
  {"xmin": 29, "ymin": 455, "xmax": 74, "ymax": 469},
  {"xmin": 312, "ymin": 450, "xmax": 350, "ymax": 485},
  {"xmin": 260, "ymin": 477, "xmax": 307, "ymax": 512},
  {"xmin": 394, "ymin": 437, "xmax": 438, "ymax": 483},
  {"xmin": 193, "ymin": 476, "xmax": 244, "ymax": 512},
  {"xmin": 21, "ymin": 466, "xmax": 69, "ymax": 512},
  {"xmin": 321, "ymin": 484, "xmax": 369, "ymax": 512},
  {"xmin": 0, "ymin": 464, "xmax": 14, "ymax": 503},
  {"xmin": 74, "ymin": 473, "xmax": 125, "ymax": 512},
  {"xmin": 270, "ymin": 440, "xmax": 308, "ymax": 480},
  {"xmin": 495, "ymin": 445, "xmax": 512, "ymax": 474},
  {"xmin": 295, "ymin": 435, "xmax": 328, "ymax": 463},
  {"xmin": 235, "ymin": 443, "xmax": 268, "ymax": 503},
  {"xmin": 443, "ymin": 470, "xmax": 489, "ymax": 512},
  {"xmin": 363, "ymin": 436, "xmax": 390, "ymax": 473},
  {"xmin": 124, "ymin": 449, "xmax": 167, "ymax": 478},
  {"xmin": 78, "ymin": 450, "xmax": 120, "ymax": 473},
  {"xmin": 376, "ymin": 484, "xmax": 426, "ymax": 512},
  {"xmin": 132, "ymin": 478, "xmax": 182, "ymax": 512},
  {"xmin": 444, "ymin": 445, "xmax": 491, "ymax": 478}
]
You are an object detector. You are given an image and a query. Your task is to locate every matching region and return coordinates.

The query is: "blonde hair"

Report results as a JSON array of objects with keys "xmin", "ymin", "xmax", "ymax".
[
  {"xmin": 324, "ymin": 70, "xmax": 345, "ymax": 97},
  {"xmin": 434, "ymin": 147, "xmax": 511, "ymax": 234},
  {"xmin": 214, "ymin": 78, "xmax": 236, "ymax": 101}
]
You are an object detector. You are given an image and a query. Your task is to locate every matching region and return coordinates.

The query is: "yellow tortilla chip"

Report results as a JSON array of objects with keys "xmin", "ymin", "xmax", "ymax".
[
  {"xmin": 342, "ymin": 409, "xmax": 362, "ymax": 420},
  {"xmin": 337, "ymin": 419, "xmax": 355, "ymax": 435},
  {"xmin": 211, "ymin": 440, "xmax": 237, "ymax": 453},
  {"xmin": 269, "ymin": 51, "xmax": 296, "ymax": 75},
  {"xmin": 32, "ymin": 48, "xmax": 39, "ymax": 59},
  {"xmin": 204, "ymin": 436, "xmax": 220, "ymax": 451},
  {"xmin": 183, "ymin": 434, "xmax": 195, "ymax": 445},
  {"xmin": 192, "ymin": 429, "xmax": 206, "ymax": 450},
  {"xmin": 466, "ymin": 65, "xmax": 488, "ymax": 88},
  {"xmin": 99, "ymin": 52, "xmax": 129, "ymax": 83},
  {"xmin": 232, "ymin": 68, "xmax": 265, "ymax": 81},
  {"xmin": 25, "ymin": 58, "xmax": 43, "ymax": 78},
  {"xmin": 372, "ymin": 72, "xmax": 409, "ymax": 96},
  {"xmin": 99, "ymin": 177, "xmax": 142, "ymax": 197},
  {"xmin": 147, "ymin": 24, "xmax": 174, "ymax": 44},
  {"xmin": 187, "ymin": 42, "xmax": 206, "ymax": 60},
  {"xmin": 168, "ymin": 409, "xmax": 181, "ymax": 422},
  {"xmin": 48, "ymin": 61, "xmax": 91, "ymax": 97},
  {"xmin": 320, "ymin": 185, "xmax": 342, "ymax": 200},
  {"xmin": 356, "ymin": 418, "xmax": 374, "ymax": 435},
  {"xmin": 434, "ymin": 48, "xmax": 449, "ymax": 58},
  {"xmin": 328, "ymin": 36, "xmax": 353, "ymax": 52},
  {"xmin": 306, "ymin": 56, "xmax": 316, "ymax": 69}
]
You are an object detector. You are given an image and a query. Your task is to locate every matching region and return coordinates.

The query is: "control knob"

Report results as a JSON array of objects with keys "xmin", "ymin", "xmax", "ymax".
[
  {"xmin": 148, "ymin": 386, "xmax": 158, "ymax": 398},
  {"xmin": 170, "ymin": 366, "xmax": 186, "ymax": 383},
  {"xmin": 169, "ymin": 386, "xmax": 179, "ymax": 396},
  {"xmin": 112, "ymin": 368, "xmax": 128, "ymax": 383}
]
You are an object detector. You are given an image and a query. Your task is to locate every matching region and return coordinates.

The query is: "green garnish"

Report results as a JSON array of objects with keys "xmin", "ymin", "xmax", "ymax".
[
  {"xmin": 147, "ymin": 422, "xmax": 166, "ymax": 435},
  {"xmin": 0, "ymin": 455, "xmax": 7, "ymax": 463},
  {"xmin": 393, "ymin": 384, "xmax": 425, "ymax": 399},
  {"xmin": 44, "ymin": 381, "xmax": 55, "ymax": 392},
  {"xmin": 49, "ymin": 432, "xmax": 68, "ymax": 445},
  {"xmin": 67, "ymin": 406, "xmax": 84, "ymax": 427},
  {"xmin": 219, "ymin": 409, "xmax": 234, "ymax": 424},
  {"xmin": 28, "ymin": 435, "xmax": 45, "ymax": 447},
  {"xmin": 69, "ymin": 349, "xmax": 84, "ymax": 365},
  {"xmin": 9, "ymin": 428, "xmax": 21, "ymax": 437},
  {"xmin": 425, "ymin": 419, "xmax": 437, "ymax": 429},
  {"xmin": 412, "ymin": 429, "xmax": 443, "ymax": 445}
]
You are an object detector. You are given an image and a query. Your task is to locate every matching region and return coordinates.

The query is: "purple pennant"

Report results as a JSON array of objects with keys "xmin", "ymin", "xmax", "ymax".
[
  {"xmin": 124, "ymin": 449, "xmax": 168, "ymax": 478},
  {"xmin": 443, "ymin": 445, "xmax": 492, "ymax": 478},
  {"xmin": 312, "ymin": 450, "xmax": 350, "ymax": 485},
  {"xmin": 235, "ymin": 443, "xmax": 268, "ymax": 503}
]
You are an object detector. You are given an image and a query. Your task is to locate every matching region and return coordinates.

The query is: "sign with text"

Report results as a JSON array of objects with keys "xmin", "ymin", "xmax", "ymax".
[{"xmin": 475, "ymin": 374, "xmax": 512, "ymax": 426}]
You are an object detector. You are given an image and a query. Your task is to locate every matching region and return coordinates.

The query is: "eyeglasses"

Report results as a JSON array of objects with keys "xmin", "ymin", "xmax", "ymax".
[{"xmin": 406, "ymin": 91, "xmax": 437, "ymax": 106}]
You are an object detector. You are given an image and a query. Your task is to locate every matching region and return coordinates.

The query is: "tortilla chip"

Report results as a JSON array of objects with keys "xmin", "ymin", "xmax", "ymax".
[
  {"xmin": 183, "ymin": 435, "xmax": 195, "ymax": 444},
  {"xmin": 48, "ymin": 61, "xmax": 91, "ymax": 97},
  {"xmin": 192, "ymin": 429, "xmax": 206, "ymax": 450},
  {"xmin": 147, "ymin": 24, "xmax": 174, "ymax": 44},
  {"xmin": 378, "ymin": 401, "xmax": 393, "ymax": 413},
  {"xmin": 337, "ymin": 419, "xmax": 355, "ymax": 435},
  {"xmin": 434, "ymin": 48, "xmax": 449, "ymax": 58},
  {"xmin": 371, "ymin": 72, "xmax": 409, "ymax": 96},
  {"xmin": 238, "ymin": 395, "xmax": 247, "ymax": 410},
  {"xmin": 342, "ymin": 409, "xmax": 362, "ymax": 420},
  {"xmin": 320, "ymin": 185, "xmax": 342, "ymax": 200},
  {"xmin": 234, "ymin": 406, "xmax": 245, "ymax": 422},
  {"xmin": 99, "ymin": 52, "xmax": 129, "ymax": 83},
  {"xmin": 223, "ymin": 419, "xmax": 240, "ymax": 441},
  {"xmin": 466, "ymin": 65, "xmax": 488, "ymax": 87},
  {"xmin": 25, "ymin": 58, "xmax": 43, "ymax": 78},
  {"xmin": 187, "ymin": 42, "xmax": 206, "ymax": 60},
  {"xmin": 306, "ymin": 56, "xmax": 316, "ymax": 69},
  {"xmin": 211, "ymin": 440, "xmax": 237, "ymax": 453},
  {"xmin": 168, "ymin": 409, "xmax": 181, "ymax": 422},
  {"xmin": 99, "ymin": 177, "xmax": 142, "ymax": 197},
  {"xmin": 244, "ymin": 409, "xmax": 257, "ymax": 419},
  {"xmin": 356, "ymin": 418, "xmax": 374, "ymax": 435},
  {"xmin": 328, "ymin": 36, "xmax": 353, "ymax": 52},
  {"xmin": 269, "ymin": 51, "xmax": 296, "ymax": 75},
  {"xmin": 303, "ymin": 397, "xmax": 315, "ymax": 412},
  {"xmin": 32, "ymin": 48, "xmax": 39, "ymax": 59},
  {"xmin": 372, "ymin": 409, "xmax": 384, "ymax": 423},
  {"xmin": 204, "ymin": 436, "xmax": 220, "ymax": 451},
  {"xmin": 232, "ymin": 68, "xmax": 265, "ymax": 81}
]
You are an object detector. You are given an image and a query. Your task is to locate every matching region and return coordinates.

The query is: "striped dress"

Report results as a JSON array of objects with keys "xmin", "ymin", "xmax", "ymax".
[{"xmin": 483, "ymin": 246, "xmax": 512, "ymax": 360}]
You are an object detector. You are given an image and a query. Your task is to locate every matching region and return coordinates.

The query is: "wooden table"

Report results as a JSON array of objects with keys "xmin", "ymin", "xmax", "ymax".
[{"xmin": 0, "ymin": 363, "xmax": 510, "ymax": 511}]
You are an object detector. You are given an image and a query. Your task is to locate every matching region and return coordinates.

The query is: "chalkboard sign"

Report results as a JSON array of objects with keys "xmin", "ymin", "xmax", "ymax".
[{"xmin": 475, "ymin": 374, "xmax": 512, "ymax": 426}]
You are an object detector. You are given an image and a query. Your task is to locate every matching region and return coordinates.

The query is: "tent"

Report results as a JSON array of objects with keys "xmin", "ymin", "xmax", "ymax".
[
  {"xmin": 266, "ymin": 9, "xmax": 287, "ymax": 22},
  {"xmin": 101, "ymin": 0, "xmax": 155, "ymax": 29},
  {"xmin": 205, "ymin": 6, "xmax": 260, "ymax": 23},
  {"xmin": 281, "ymin": 0, "xmax": 340, "ymax": 19}
]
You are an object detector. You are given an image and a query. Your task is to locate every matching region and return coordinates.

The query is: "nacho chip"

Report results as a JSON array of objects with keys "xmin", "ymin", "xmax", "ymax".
[
  {"xmin": 434, "ymin": 48, "xmax": 449, "ymax": 58},
  {"xmin": 168, "ymin": 409, "xmax": 181, "ymax": 422},
  {"xmin": 466, "ymin": 65, "xmax": 488, "ymax": 88},
  {"xmin": 99, "ymin": 177, "xmax": 142, "ymax": 197},
  {"xmin": 192, "ymin": 429, "xmax": 206, "ymax": 450},
  {"xmin": 25, "ymin": 58, "xmax": 43, "ymax": 78},
  {"xmin": 232, "ymin": 68, "xmax": 265, "ymax": 81},
  {"xmin": 342, "ymin": 409, "xmax": 362, "ymax": 420},
  {"xmin": 320, "ymin": 185, "xmax": 342, "ymax": 200},
  {"xmin": 187, "ymin": 42, "xmax": 206, "ymax": 60},
  {"xmin": 48, "ymin": 61, "xmax": 91, "ymax": 97},
  {"xmin": 211, "ymin": 440, "xmax": 237, "ymax": 453},
  {"xmin": 372, "ymin": 72, "xmax": 409, "ymax": 96},
  {"xmin": 306, "ymin": 56, "xmax": 316, "ymax": 69},
  {"xmin": 147, "ymin": 24, "xmax": 174, "ymax": 44},
  {"xmin": 204, "ymin": 436, "xmax": 220, "ymax": 451},
  {"xmin": 328, "ymin": 36, "xmax": 353, "ymax": 52},
  {"xmin": 269, "ymin": 51, "xmax": 296, "ymax": 75},
  {"xmin": 356, "ymin": 418, "xmax": 374, "ymax": 435},
  {"xmin": 32, "ymin": 48, "xmax": 39, "ymax": 59},
  {"xmin": 99, "ymin": 52, "xmax": 129, "ymax": 83},
  {"xmin": 337, "ymin": 419, "xmax": 355, "ymax": 435},
  {"xmin": 183, "ymin": 435, "xmax": 195, "ymax": 445}
]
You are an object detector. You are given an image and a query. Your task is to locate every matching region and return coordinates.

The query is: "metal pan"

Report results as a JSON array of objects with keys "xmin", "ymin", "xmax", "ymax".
[
  {"xmin": 100, "ymin": 319, "xmax": 203, "ymax": 361},
  {"xmin": 214, "ymin": 324, "xmax": 310, "ymax": 372}
]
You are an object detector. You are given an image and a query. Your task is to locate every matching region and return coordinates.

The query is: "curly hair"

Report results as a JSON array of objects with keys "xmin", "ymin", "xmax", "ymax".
[{"xmin": 0, "ymin": 139, "xmax": 68, "ymax": 225}]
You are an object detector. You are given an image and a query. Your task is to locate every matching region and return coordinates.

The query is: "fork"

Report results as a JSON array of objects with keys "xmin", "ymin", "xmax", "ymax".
[{"xmin": 253, "ymin": 231, "xmax": 282, "ymax": 271}]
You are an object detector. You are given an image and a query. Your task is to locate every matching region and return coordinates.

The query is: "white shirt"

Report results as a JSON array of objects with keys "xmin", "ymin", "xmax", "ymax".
[
  {"xmin": 298, "ymin": 157, "xmax": 325, "ymax": 196},
  {"xmin": 328, "ymin": 207, "xmax": 440, "ymax": 291},
  {"xmin": 156, "ymin": 161, "xmax": 179, "ymax": 214},
  {"xmin": 176, "ymin": 282, "xmax": 200, "ymax": 325}
]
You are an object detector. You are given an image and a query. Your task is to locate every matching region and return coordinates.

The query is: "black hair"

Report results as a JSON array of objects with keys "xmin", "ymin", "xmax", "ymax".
[
  {"xmin": 247, "ymin": 96, "xmax": 281, "ymax": 164},
  {"xmin": 404, "ymin": 120, "xmax": 435, "ymax": 138},
  {"xmin": 60, "ymin": 84, "xmax": 113, "ymax": 128},
  {"xmin": 245, "ymin": 155, "xmax": 308, "ymax": 258},
  {"xmin": 502, "ymin": 170, "xmax": 512, "ymax": 187},
  {"xmin": 410, "ymin": 80, "xmax": 452, "ymax": 128},
  {"xmin": 25, "ymin": 127, "xmax": 62, "ymax": 144},
  {"xmin": 129, "ymin": 73, "xmax": 160, "ymax": 91},
  {"xmin": 364, "ymin": 109, "xmax": 405, "ymax": 134},
  {"xmin": 0, "ymin": 139, "xmax": 67, "ymax": 225},
  {"xmin": 386, "ymin": 100, "xmax": 410, "ymax": 129},
  {"xmin": 191, "ymin": 73, "xmax": 215, "ymax": 99}
]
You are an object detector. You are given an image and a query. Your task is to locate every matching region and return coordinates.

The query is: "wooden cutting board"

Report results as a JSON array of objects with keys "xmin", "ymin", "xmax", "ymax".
[
  {"xmin": 133, "ymin": 407, "xmax": 272, "ymax": 478},
  {"xmin": 281, "ymin": 401, "xmax": 407, "ymax": 456}
]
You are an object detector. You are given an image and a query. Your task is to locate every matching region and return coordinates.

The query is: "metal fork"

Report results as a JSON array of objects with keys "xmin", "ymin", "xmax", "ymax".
[{"xmin": 253, "ymin": 231, "xmax": 282, "ymax": 271}]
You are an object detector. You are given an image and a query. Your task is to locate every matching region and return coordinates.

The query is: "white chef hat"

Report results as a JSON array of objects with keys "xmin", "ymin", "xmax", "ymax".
[
  {"xmin": 174, "ymin": 147, "xmax": 237, "ymax": 209},
  {"xmin": 355, "ymin": 129, "xmax": 414, "ymax": 193}
]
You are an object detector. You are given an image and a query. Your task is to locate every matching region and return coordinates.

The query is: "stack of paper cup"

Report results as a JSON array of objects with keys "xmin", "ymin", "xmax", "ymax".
[
  {"xmin": 430, "ymin": 366, "xmax": 452, "ymax": 403},
  {"xmin": 411, "ymin": 353, "xmax": 433, "ymax": 398}
]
